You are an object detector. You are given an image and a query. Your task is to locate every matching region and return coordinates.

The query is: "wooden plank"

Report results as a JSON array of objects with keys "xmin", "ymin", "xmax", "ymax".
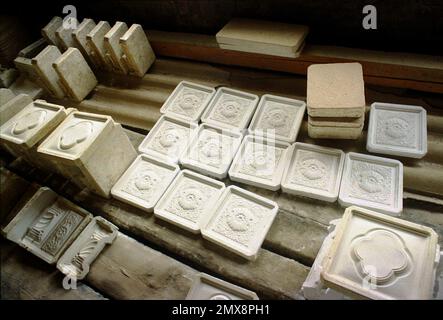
[{"xmin": 146, "ymin": 30, "xmax": 443, "ymax": 93}]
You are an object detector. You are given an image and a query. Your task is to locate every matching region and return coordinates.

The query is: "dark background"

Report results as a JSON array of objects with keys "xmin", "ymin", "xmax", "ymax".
[{"xmin": 1, "ymin": 0, "xmax": 442, "ymax": 65}]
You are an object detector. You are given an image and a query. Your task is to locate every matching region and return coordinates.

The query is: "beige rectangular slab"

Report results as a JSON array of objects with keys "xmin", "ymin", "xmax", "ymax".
[
  {"xmin": 37, "ymin": 111, "xmax": 137, "ymax": 198},
  {"xmin": 55, "ymin": 18, "xmax": 79, "ymax": 50},
  {"xmin": 120, "ymin": 24, "xmax": 156, "ymax": 77},
  {"xmin": 3, "ymin": 187, "xmax": 92, "ymax": 264},
  {"xmin": 87, "ymin": 21, "xmax": 111, "ymax": 70},
  {"xmin": 31, "ymin": 45, "xmax": 65, "ymax": 99},
  {"xmin": 41, "ymin": 16, "xmax": 63, "ymax": 48},
  {"xmin": 308, "ymin": 113, "xmax": 365, "ymax": 128},
  {"xmin": 104, "ymin": 22, "xmax": 128, "ymax": 74},
  {"xmin": 73, "ymin": 18, "xmax": 100, "ymax": 68},
  {"xmin": 308, "ymin": 122, "xmax": 363, "ymax": 140},
  {"xmin": 307, "ymin": 63, "xmax": 365, "ymax": 118},
  {"xmin": 53, "ymin": 48, "xmax": 98, "ymax": 102}
]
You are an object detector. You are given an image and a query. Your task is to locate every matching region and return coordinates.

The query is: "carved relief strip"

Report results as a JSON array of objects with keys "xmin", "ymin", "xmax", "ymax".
[
  {"xmin": 160, "ymin": 81, "xmax": 216, "ymax": 122},
  {"xmin": 338, "ymin": 152, "xmax": 403, "ymax": 216},
  {"xmin": 201, "ymin": 87, "xmax": 259, "ymax": 130},
  {"xmin": 111, "ymin": 154, "xmax": 180, "ymax": 212},
  {"xmin": 3, "ymin": 187, "xmax": 92, "ymax": 264},
  {"xmin": 201, "ymin": 185, "xmax": 278, "ymax": 261},
  {"xmin": 321, "ymin": 206, "xmax": 439, "ymax": 300},
  {"xmin": 57, "ymin": 217, "xmax": 118, "ymax": 280},
  {"xmin": 367, "ymin": 102, "xmax": 427, "ymax": 159},
  {"xmin": 281, "ymin": 142, "xmax": 345, "ymax": 202},
  {"xmin": 228, "ymin": 135, "xmax": 290, "ymax": 191},
  {"xmin": 180, "ymin": 123, "xmax": 243, "ymax": 179},
  {"xmin": 248, "ymin": 94, "xmax": 306, "ymax": 143},
  {"xmin": 138, "ymin": 115, "xmax": 198, "ymax": 164},
  {"xmin": 154, "ymin": 169, "xmax": 226, "ymax": 234},
  {"xmin": 186, "ymin": 273, "xmax": 259, "ymax": 300}
]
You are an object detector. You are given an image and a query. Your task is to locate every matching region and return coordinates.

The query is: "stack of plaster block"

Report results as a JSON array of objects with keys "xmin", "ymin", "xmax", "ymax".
[{"xmin": 307, "ymin": 62, "xmax": 366, "ymax": 139}]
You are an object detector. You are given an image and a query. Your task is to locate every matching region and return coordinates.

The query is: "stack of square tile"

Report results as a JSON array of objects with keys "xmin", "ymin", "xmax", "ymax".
[{"xmin": 307, "ymin": 62, "xmax": 366, "ymax": 139}]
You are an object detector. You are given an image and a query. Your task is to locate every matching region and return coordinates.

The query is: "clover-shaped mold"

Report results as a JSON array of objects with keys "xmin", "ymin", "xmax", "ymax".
[{"xmin": 59, "ymin": 121, "xmax": 94, "ymax": 150}]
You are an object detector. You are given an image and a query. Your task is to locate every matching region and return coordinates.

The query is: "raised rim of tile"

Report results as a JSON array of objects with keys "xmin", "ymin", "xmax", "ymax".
[
  {"xmin": 338, "ymin": 152, "xmax": 403, "ymax": 215},
  {"xmin": 111, "ymin": 154, "xmax": 180, "ymax": 212},
  {"xmin": 367, "ymin": 102, "xmax": 427, "ymax": 159},
  {"xmin": 228, "ymin": 135, "xmax": 290, "ymax": 191},
  {"xmin": 160, "ymin": 81, "xmax": 216, "ymax": 122},
  {"xmin": 281, "ymin": 142, "xmax": 345, "ymax": 202},
  {"xmin": 138, "ymin": 114, "xmax": 198, "ymax": 164},
  {"xmin": 201, "ymin": 87, "xmax": 259, "ymax": 130},
  {"xmin": 321, "ymin": 206, "xmax": 439, "ymax": 300},
  {"xmin": 154, "ymin": 169, "xmax": 226, "ymax": 234},
  {"xmin": 186, "ymin": 273, "xmax": 259, "ymax": 300},
  {"xmin": 201, "ymin": 185, "xmax": 278, "ymax": 260},
  {"xmin": 248, "ymin": 94, "xmax": 306, "ymax": 143}
]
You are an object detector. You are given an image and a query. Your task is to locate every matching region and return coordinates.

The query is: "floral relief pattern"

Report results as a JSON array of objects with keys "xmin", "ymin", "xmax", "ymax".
[
  {"xmin": 349, "ymin": 161, "xmax": 393, "ymax": 205},
  {"xmin": 170, "ymin": 88, "xmax": 207, "ymax": 118},
  {"xmin": 192, "ymin": 130, "xmax": 234, "ymax": 169},
  {"xmin": 238, "ymin": 142, "xmax": 283, "ymax": 180},
  {"xmin": 290, "ymin": 150, "xmax": 335, "ymax": 191},
  {"xmin": 211, "ymin": 195, "xmax": 266, "ymax": 247},
  {"xmin": 149, "ymin": 122, "xmax": 190, "ymax": 157},
  {"xmin": 209, "ymin": 94, "xmax": 251, "ymax": 126},
  {"xmin": 256, "ymin": 101, "xmax": 298, "ymax": 137},
  {"xmin": 375, "ymin": 110, "xmax": 417, "ymax": 149}
]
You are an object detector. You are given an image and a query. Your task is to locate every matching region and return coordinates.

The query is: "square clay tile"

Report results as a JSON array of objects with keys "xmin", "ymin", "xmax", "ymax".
[
  {"xmin": 307, "ymin": 63, "xmax": 365, "ymax": 118},
  {"xmin": 248, "ymin": 94, "xmax": 306, "ymax": 143},
  {"xmin": 321, "ymin": 206, "xmax": 439, "ymax": 300},
  {"xmin": 228, "ymin": 135, "xmax": 291, "ymax": 191},
  {"xmin": 339, "ymin": 152, "xmax": 403, "ymax": 215},
  {"xmin": 367, "ymin": 102, "xmax": 427, "ymax": 159},
  {"xmin": 154, "ymin": 169, "xmax": 225, "ymax": 233},
  {"xmin": 180, "ymin": 124, "xmax": 243, "ymax": 179},
  {"xmin": 201, "ymin": 87, "xmax": 259, "ymax": 130},
  {"xmin": 160, "ymin": 81, "xmax": 216, "ymax": 122},
  {"xmin": 186, "ymin": 273, "xmax": 259, "ymax": 300},
  {"xmin": 138, "ymin": 115, "xmax": 198, "ymax": 164},
  {"xmin": 201, "ymin": 185, "xmax": 278, "ymax": 260},
  {"xmin": 111, "ymin": 154, "xmax": 180, "ymax": 212},
  {"xmin": 281, "ymin": 143, "xmax": 345, "ymax": 202}
]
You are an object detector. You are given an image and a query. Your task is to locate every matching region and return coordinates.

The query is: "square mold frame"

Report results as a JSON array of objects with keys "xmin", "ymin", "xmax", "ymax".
[
  {"xmin": 138, "ymin": 115, "xmax": 198, "ymax": 164},
  {"xmin": 281, "ymin": 143, "xmax": 345, "ymax": 202},
  {"xmin": 179, "ymin": 123, "xmax": 243, "ymax": 179},
  {"xmin": 339, "ymin": 152, "xmax": 403, "ymax": 216},
  {"xmin": 186, "ymin": 273, "xmax": 259, "ymax": 300},
  {"xmin": 111, "ymin": 154, "xmax": 180, "ymax": 212},
  {"xmin": 201, "ymin": 185, "xmax": 278, "ymax": 260},
  {"xmin": 201, "ymin": 87, "xmax": 259, "ymax": 130},
  {"xmin": 228, "ymin": 135, "xmax": 291, "ymax": 191},
  {"xmin": 367, "ymin": 102, "xmax": 427, "ymax": 159},
  {"xmin": 3, "ymin": 187, "xmax": 92, "ymax": 264},
  {"xmin": 154, "ymin": 169, "xmax": 225, "ymax": 234},
  {"xmin": 321, "ymin": 206, "xmax": 440, "ymax": 300},
  {"xmin": 160, "ymin": 81, "xmax": 216, "ymax": 122},
  {"xmin": 248, "ymin": 94, "xmax": 306, "ymax": 143}
]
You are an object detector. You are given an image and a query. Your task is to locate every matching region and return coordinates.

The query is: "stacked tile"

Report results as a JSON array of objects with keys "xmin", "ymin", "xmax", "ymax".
[
  {"xmin": 3, "ymin": 186, "xmax": 118, "ymax": 280},
  {"xmin": 216, "ymin": 18, "xmax": 308, "ymax": 58},
  {"xmin": 307, "ymin": 62, "xmax": 366, "ymax": 139}
]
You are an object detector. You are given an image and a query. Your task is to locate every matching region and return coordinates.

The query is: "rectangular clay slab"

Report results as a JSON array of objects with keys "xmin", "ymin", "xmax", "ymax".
[
  {"xmin": 180, "ymin": 123, "xmax": 243, "ymax": 179},
  {"xmin": 321, "ymin": 206, "xmax": 439, "ymax": 300},
  {"xmin": 201, "ymin": 185, "xmax": 278, "ymax": 260},
  {"xmin": 201, "ymin": 87, "xmax": 259, "ymax": 130},
  {"xmin": 248, "ymin": 94, "xmax": 306, "ymax": 143},
  {"xmin": 3, "ymin": 187, "xmax": 92, "ymax": 264},
  {"xmin": 186, "ymin": 273, "xmax": 259, "ymax": 300},
  {"xmin": 87, "ymin": 21, "xmax": 111, "ymax": 70},
  {"xmin": 138, "ymin": 115, "xmax": 198, "ymax": 164},
  {"xmin": 281, "ymin": 143, "xmax": 345, "ymax": 202},
  {"xmin": 41, "ymin": 16, "xmax": 63, "ymax": 47},
  {"xmin": 57, "ymin": 216, "xmax": 118, "ymax": 280},
  {"xmin": 367, "ymin": 102, "xmax": 427, "ymax": 159},
  {"xmin": 160, "ymin": 81, "xmax": 216, "ymax": 122},
  {"xmin": 104, "ymin": 21, "xmax": 128, "ymax": 74},
  {"xmin": 308, "ymin": 122, "xmax": 363, "ymax": 140},
  {"xmin": 308, "ymin": 113, "xmax": 365, "ymax": 128},
  {"xmin": 228, "ymin": 135, "xmax": 290, "ymax": 191},
  {"xmin": 339, "ymin": 152, "xmax": 403, "ymax": 215},
  {"xmin": 111, "ymin": 154, "xmax": 180, "ymax": 212},
  {"xmin": 154, "ymin": 169, "xmax": 225, "ymax": 234}
]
